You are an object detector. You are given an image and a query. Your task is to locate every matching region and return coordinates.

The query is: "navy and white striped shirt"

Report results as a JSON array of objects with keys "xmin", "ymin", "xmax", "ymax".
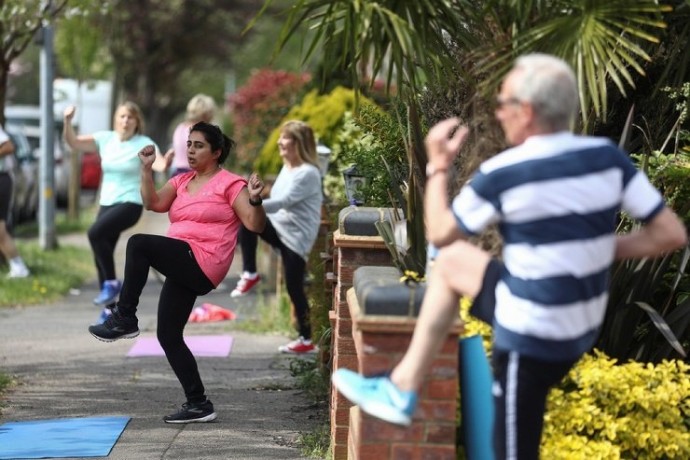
[{"xmin": 452, "ymin": 132, "xmax": 664, "ymax": 361}]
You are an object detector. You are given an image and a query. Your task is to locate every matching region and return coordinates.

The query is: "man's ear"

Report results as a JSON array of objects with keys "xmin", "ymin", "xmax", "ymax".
[{"xmin": 521, "ymin": 102, "xmax": 539, "ymax": 130}]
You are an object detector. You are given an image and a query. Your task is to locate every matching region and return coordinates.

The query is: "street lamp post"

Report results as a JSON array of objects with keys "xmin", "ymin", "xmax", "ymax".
[{"xmin": 38, "ymin": 3, "xmax": 57, "ymax": 250}]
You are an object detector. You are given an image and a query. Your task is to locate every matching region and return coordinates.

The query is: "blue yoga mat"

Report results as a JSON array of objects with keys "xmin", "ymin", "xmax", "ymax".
[
  {"xmin": 459, "ymin": 335, "xmax": 495, "ymax": 460},
  {"xmin": 0, "ymin": 416, "xmax": 130, "ymax": 459}
]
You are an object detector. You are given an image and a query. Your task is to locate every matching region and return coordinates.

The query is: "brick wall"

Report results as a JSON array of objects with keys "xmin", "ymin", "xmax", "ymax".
[
  {"xmin": 330, "ymin": 230, "xmax": 393, "ymax": 460},
  {"xmin": 343, "ymin": 289, "xmax": 461, "ymax": 460},
  {"xmin": 328, "ymin": 207, "xmax": 462, "ymax": 459}
]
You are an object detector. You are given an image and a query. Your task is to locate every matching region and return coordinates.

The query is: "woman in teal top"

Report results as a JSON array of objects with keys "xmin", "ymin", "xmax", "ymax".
[{"xmin": 63, "ymin": 102, "xmax": 172, "ymax": 318}]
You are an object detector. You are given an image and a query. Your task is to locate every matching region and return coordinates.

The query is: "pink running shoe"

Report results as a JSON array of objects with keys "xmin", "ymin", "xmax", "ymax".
[
  {"xmin": 279, "ymin": 337, "xmax": 317, "ymax": 354},
  {"xmin": 230, "ymin": 273, "xmax": 261, "ymax": 298}
]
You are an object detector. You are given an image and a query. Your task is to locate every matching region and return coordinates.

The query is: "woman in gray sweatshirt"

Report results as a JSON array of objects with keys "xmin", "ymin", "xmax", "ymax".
[{"xmin": 232, "ymin": 120, "xmax": 323, "ymax": 354}]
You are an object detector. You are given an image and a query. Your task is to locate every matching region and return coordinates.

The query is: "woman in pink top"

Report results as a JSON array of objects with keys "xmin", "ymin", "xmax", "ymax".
[{"xmin": 88, "ymin": 122, "xmax": 266, "ymax": 424}]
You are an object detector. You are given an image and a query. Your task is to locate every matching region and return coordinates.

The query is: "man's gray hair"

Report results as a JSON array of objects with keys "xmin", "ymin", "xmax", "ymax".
[{"xmin": 511, "ymin": 54, "xmax": 579, "ymax": 131}]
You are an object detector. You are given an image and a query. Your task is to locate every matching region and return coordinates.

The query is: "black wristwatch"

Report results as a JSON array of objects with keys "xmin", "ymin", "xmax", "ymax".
[{"xmin": 249, "ymin": 197, "xmax": 263, "ymax": 207}]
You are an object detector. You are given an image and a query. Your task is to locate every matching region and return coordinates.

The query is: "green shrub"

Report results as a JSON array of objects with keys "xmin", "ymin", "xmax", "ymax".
[
  {"xmin": 631, "ymin": 150, "xmax": 690, "ymax": 226},
  {"xmin": 338, "ymin": 100, "xmax": 408, "ymax": 207}
]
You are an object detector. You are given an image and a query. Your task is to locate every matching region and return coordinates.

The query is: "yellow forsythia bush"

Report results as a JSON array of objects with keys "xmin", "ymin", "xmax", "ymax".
[
  {"xmin": 458, "ymin": 301, "xmax": 690, "ymax": 459},
  {"xmin": 542, "ymin": 352, "xmax": 690, "ymax": 459},
  {"xmin": 459, "ymin": 297, "xmax": 492, "ymax": 354}
]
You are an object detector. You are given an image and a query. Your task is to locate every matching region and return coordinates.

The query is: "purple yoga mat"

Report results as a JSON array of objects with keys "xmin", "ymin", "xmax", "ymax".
[{"xmin": 126, "ymin": 335, "xmax": 233, "ymax": 357}]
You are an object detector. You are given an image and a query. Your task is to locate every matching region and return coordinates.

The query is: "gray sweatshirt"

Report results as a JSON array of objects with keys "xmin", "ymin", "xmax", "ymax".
[{"xmin": 263, "ymin": 163, "xmax": 323, "ymax": 260}]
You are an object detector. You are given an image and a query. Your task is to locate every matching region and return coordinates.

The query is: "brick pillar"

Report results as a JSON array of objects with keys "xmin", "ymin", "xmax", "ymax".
[
  {"xmin": 330, "ymin": 207, "xmax": 395, "ymax": 460},
  {"xmin": 329, "ymin": 206, "xmax": 462, "ymax": 459},
  {"xmin": 346, "ymin": 287, "xmax": 461, "ymax": 460}
]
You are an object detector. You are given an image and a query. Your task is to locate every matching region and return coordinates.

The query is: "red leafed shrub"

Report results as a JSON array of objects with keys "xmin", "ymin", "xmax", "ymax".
[{"xmin": 228, "ymin": 69, "xmax": 311, "ymax": 171}]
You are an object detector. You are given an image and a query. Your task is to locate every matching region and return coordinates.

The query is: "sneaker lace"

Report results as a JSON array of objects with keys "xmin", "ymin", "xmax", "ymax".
[
  {"xmin": 102, "ymin": 313, "xmax": 121, "ymax": 329},
  {"xmin": 103, "ymin": 310, "xmax": 132, "ymax": 329}
]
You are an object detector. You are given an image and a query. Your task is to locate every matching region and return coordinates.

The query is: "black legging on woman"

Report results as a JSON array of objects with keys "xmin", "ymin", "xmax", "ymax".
[
  {"xmin": 239, "ymin": 220, "xmax": 311, "ymax": 340},
  {"xmin": 116, "ymin": 233, "xmax": 214, "ymax": 404},
  {"xmin": 88, "ymin": 203, "xmax": 143, "ymax": 285}
]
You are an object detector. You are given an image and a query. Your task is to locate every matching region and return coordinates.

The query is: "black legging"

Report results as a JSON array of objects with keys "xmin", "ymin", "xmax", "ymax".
[
  {"xmin": 116, "ymin": 234, "xmax": 214, "ymax": 404},
  {"xmin": 239, "ymin": 220, "xmax": 311, "ymax": 340},
  {"xmin": 0, "ymin": 172, "xmax": 12, "ymax": 221},
  {"xmin": 88, "ymin": 203, "xmax": 143, "ymax": 285}
]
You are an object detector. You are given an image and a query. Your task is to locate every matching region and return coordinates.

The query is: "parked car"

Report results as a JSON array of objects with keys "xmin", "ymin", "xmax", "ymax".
[
  {"xmin": 4, "ymin": 105, "xmax": 71, "ymax": 206},
  {"xmin": 80, "ymin": 150, "xmax": 102, "ymax": 190},
  {"xmin": 3, "ymin": 126, "xmax": 39, "ymax": 225}
]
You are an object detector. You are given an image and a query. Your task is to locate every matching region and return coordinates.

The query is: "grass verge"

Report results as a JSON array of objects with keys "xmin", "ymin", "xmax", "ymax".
[
  {"xmin": 0, "ymin": 371, "xmax": 12, "ymax": 416},
  {"xmin": 0, "ymin": 242, "xmax": 94, "ymax": 307},
  {"xmin": 232, "ymin": 290, "xmax": 295, "ymax": 335},
  {"xmin": 1, "ymin": 208, "xmax": 96, "ymax": 307},
  {"xmin": 0, "ymin": 372, "xmax": 11, "ymax": 394}
]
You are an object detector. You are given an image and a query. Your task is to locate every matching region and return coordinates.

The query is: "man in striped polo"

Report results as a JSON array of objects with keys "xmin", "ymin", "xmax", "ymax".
[{"xmin": 332, "ymin": 54, "xmax": 688, "ymax": 459}]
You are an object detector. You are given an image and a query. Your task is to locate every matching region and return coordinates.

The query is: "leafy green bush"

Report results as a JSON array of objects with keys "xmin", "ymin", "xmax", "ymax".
[
  {"xmin": 338, "ymin": 100, "xmax": 408, "ymax": 207},
  {"xmin": 632, "ymin": 150, "xmax": 690, "ymax": 226}
]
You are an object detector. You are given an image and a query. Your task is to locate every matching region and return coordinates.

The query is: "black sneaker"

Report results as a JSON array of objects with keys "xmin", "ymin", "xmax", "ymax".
[
  {"xmin": 163, "ymin": 400, "xmax": 217, "ymax": 424},
  {"xmin": 88, "ymin": 310, "xmax": 139, "ymax": 342}
]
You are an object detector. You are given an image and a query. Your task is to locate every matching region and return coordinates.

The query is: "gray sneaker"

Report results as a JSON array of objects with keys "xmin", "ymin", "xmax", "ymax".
[{"xmin": 163, "ymin": 400, "xmax": 217, "ymax": 424}]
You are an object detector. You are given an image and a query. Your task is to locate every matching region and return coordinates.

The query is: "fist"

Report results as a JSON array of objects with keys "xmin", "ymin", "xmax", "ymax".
[
  {"xmin": 63, "ymin": 105, "xmax": 76, "ymax": 121},
  {"xmin": 247, "ymin": 172, "xmax": 265, "ymax": 197},
  {"xmin": 139, "ymin": 145, "xmax": 156, "ymax": 158},
  {"xmin": 138, "ymin": 145, "xmax": 156, "ymax": 168}
]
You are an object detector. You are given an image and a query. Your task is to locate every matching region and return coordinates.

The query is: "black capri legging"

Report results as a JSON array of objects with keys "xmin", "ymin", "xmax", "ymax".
[
  {"xmin": 0, "ymin": 172, "xmax": 13, "ymax": 221},
  {"xmin": 88, "ymin": 203, "xmax": 143, "ymax": 284},
  {"xmin": 116, "ymin": 233, "xmax": 215, "ymax": 404}
]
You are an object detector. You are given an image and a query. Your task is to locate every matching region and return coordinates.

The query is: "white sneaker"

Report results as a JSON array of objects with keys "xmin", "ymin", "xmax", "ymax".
[{"xmin": 8, "ymin": 267, "xmax": 30, "ymax": 278}]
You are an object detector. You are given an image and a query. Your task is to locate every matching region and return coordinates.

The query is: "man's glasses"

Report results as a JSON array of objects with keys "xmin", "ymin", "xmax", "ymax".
[{"xmin": 496, "ymin": 97, "xmax": 522, "ymax": 108}]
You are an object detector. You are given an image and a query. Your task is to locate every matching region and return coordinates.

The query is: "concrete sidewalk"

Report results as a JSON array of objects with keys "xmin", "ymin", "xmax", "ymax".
[{"xmin": 0, "ymin": 210, "xmax": 323, "ymax": 459}]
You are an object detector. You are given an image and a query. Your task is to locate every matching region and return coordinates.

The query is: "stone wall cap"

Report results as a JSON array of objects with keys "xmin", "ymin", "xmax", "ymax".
[
  {"xmin": 347, "ymin": 288, "xmax": 462, "ymax": 334},
  {"xmin": 338, "ymin": 207, "xmax": 400, "ymax": 237},
  {"xmin": 353, "ymin": 265, "xmax": 425, "ymax": 317}
]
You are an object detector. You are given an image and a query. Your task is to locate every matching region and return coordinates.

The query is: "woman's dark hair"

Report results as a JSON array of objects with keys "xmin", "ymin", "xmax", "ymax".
[{"xmin": 189, "ymin": 121, "xmax": 236, "ymax": 164}]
